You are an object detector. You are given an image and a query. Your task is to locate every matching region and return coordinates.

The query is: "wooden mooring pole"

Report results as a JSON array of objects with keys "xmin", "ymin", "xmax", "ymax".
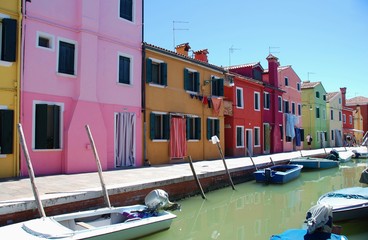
[{"xmin": 187, "ymin": 156, "xmax": 206, "ymax": 199}]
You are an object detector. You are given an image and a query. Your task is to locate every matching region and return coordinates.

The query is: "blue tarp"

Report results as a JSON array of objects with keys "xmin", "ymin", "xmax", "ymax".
[{"xmin": 270, "ymin": 229, "xmax": 347, "ymax": 240}]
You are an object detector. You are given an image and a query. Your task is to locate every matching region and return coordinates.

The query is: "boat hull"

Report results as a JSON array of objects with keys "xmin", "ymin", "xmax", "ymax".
[
  {"xmin": 270, "ymin": 229, "xmax": 348, "ymax": 240},
  {"xmin": 289, "ymin": 157, "xmax": 339, "ymax": 169},
  {"xmin": 318, "ymin": 187, "xmax": 368, "ymax": 222},
  {"xmin": 253, "ymin": 164, "xmax": 303, "ymax": 184},
  {"xmin": 0, "ymin": 205, "xmax": 176, "ymax": 240}
]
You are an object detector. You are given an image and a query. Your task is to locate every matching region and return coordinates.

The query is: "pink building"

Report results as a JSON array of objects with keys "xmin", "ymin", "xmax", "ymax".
[
  {"xmin": 20, "ymin": 0, "xmax": 143, "ymax": 176},
  {"xmin": 278, "ymin": 65, "xmax": 303, "ymax": 151}
]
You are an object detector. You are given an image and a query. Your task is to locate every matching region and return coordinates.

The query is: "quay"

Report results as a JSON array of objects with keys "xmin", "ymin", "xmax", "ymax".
[{"xmin": 0, "ymin": 147, "xmax": 358, "ymax": 226}]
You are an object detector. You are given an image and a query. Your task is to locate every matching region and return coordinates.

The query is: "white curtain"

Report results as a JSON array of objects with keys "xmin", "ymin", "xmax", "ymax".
[{"xmin": 115, "ymin": 112, "xmax": 136, "ymax": 167}]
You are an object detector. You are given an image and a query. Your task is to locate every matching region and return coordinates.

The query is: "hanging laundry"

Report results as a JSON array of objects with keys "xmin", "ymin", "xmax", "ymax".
[
  {"xmin": 202, "ymin": 96, "xmax": 208, "ymax": 105},
  {"xmin": 211, "ymin": 98, "xmax": 222, "ymax": 116},
  {"xmin": 198, "ymin": 95, "xmax": 203, "ymax": 101}
]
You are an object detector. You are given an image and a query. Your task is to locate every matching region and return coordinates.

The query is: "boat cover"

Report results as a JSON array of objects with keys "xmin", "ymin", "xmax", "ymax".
[
  {"xmin": 270, "ymin": 229, "xmax": 347, "ymax": 240},
  {"xmin": 305, "ymin": 204, "xmax": 333, "ymax": 234},
  {"xmin": 359, "ymin": 167, "xmax": 368, "ymax": 184}
]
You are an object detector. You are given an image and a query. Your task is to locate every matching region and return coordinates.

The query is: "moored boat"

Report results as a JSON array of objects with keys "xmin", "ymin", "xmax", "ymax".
[
  {"xmin": 290, "ymin": 157, "xmax": 339, "ymax": 169},
  {"xmin": 254, "ymin": 164, "xmax": 303, "ymax": 184}
]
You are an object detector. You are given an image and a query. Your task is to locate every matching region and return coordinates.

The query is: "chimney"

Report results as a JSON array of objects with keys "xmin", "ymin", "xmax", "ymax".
[
  {"xmin": 340, "ymin": 87, "xmax": 347, "ymax": 107},
  {"xmin": 194, "ymin": 49, "xmax": 209, "ymax": 62},
  {"xmin": 266, "ymin": 54, "xmax": 279, "ymax": 87},
  {"xmin": 175, "ymin": 43, "xmax": 191, "ymax": 56}
]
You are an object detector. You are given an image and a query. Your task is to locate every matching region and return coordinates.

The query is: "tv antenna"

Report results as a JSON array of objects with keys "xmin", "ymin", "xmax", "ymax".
[
  {"xmin": 229, "ymin": 45, "xmax": 240, "ymax": 66},
  {"xmin": 307, "ymin": 72, "xmax": 316, "ymax": 81},
  {"xmin": 269, "ymin": 46, "xmax": 280, "ymax": 54},
  {"xmin": 173, "ymin": 21, "xmax": 189, "ymax": 50}
]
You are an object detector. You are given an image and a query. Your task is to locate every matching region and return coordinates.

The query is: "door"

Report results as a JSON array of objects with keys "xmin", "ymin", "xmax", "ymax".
[
  {"xmin": 246, "ymin": 129, "xmax": 253, "ymax": 156},
  {"xmin": 263, "ymin": 123, "xmax": 270, "ymax": 154},
  {"xmin": 170, "ymin": 117, "xmax": 187, "ymax": 159},
  {"xmin": 115, "ymin": 112, "xmax": 136, "ymax": 167}
]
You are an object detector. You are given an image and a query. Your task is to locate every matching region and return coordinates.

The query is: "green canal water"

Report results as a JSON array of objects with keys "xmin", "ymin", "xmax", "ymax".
[{"xmin": 140, "ymin": 158, "xmax": 368, "ymax": 240}]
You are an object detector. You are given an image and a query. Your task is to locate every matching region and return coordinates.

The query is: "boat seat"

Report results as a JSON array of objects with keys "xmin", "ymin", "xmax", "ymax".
[{"xmin": 75, "ymin": 221, "xmax": 94, "ymax": 229}]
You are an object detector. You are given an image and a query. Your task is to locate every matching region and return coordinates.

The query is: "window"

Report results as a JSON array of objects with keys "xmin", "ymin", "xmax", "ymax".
[
  {"xmin": 206, "ymin": 118, "xmax": 220, "ymax": 140},
  {"xmin": 316, "ymin": 107, "xmax": 320, "ymax": 118},
  {"xmin": 343, "ymin": 114, "xmax": 346, "ymax": 123},
  {"xmin": 339, "ymin": 98, "xmax": 341, "ymax": 104},
  {"xmin": 297, "ymin": 104, "xmax": 301, "ymax": 115},
  {"xmin": 263, "ymin": 92, "xmax": 270, "ymax": 110},
  {"xmin": 0, "ymin": 17, "xmax": 17, "ymax": 63},
  {"xmin": 323, "ymin": 108, "xmax": 326, "ymax": 120},
  {"xmin": 37, "ymin": 32, "xmax": 54, "ymax": 50},
  {"xmin": 34, "ymin": 103, "xmax": 62, "ymax": 150},
  {"xmin": 254, "ymin": 127, "xmax": 260, "ymax": 146},
  {"xmin": 146, "ymin": 58, "xmax": 167, "ymax": 86},
  {"xmin": 184, "ymin": 69, "xmax": 200, "ymax": 93},
  {"xmin": 297, "ymin": 82, "xmax": 301, "ymax": 91},
  {"xmin": 118, "ymin": 54, "xmax": 132, "ymax": 85},
  {"xmin": 279, "ymin": 125, "xmax": 283, "ymax": 140},
  {"xmin": 278, "ymin": 96, "xmax": 283, "ymax": 112},
  {"xmin": 0, "ymin": 109, "xmax": 14, "ymax": 154},
  {"xmin": 331, "ymin": 130, "xmax": 334, "ymax": 141},
  {"xmin": 150, "ymin": 112, "xmax": 170, "ymax": 140},
  {"xmin": 316, "ymin": 91, "xmax": 320, "ymax": 98},
  {"xmin": 186, "ymin": 117, "xmax": 201, "ymax": 140},
  {"xmin": 284, "ymin": 77, "xmax": 289, "ymax": 86},
  {"xmin": 254, "ymin": 92, "xmax": 260, "ymax": 111},
  {"xmin": 236, "ymin": 126, "xmax": 244, "ymax": 147},
  {"xmin": 323, "ymin": 95, "xmax": 326, "ymax": 101},
  {"xmin": 284, "ymin": 100, "xmax": 289, "ymax": 113},
  {"xmin": 339, "ymin": 111, "xmax": 342, "ymax": 121},
  {"xmin": 291, "ymin": 102, "xmax": 296, "ymax": 115},
  {"xmin": 349, "ymin": 115, "xmax": 352, "ymax": 124},
  {"xmin": 253, "ymin": 69, "xmax": 262, "ymax": 80},
  {"xmin": 119, "ymin": 0, "xmax": 133, "ymax": 21},
  {"xmin": 330, "ymin": 110, "xmax": 334, "ymax": 120},
  {"xmin": 210, "ymin": 77, "xmax": 224, "ymax": 96},
  {"xmin": 58, "ymin": 39, "xmax": 76, "ymax": 75},
  {"xmin": 236, "ymin": 87, "xmax": 244, "ymax": 108}
]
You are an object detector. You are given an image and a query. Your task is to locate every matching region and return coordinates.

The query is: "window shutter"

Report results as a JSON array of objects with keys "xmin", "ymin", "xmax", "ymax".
[
  {"xmin": 215, "ymin": 119, "xmax": 220, "ymax": 139},
  {"xmin": 300, "ymin": 129, "xmax": 305, "ymax": 141},
  {"xmin": 52, "ymin": 105, "xmax": 60, "ymax": 149},
  {"xmin": 149, "ymin": 112, "xmax": 155, "ymax": 140},
  {"xmin": 160, "ymin": 62, "xmax": 167, "ymax": 86},
  {"xmin": 35, "ymin": 104, "xmax": 48, "ymax": 149},
  {"xmin": 58, "ymin": 41, "xmax": 75, "ymax": 75},
  {"xmin": 196, "ymin": 117, "xmax": 201, "ymax": 140},
  {"xmin": 184, "ymin": 69, "xmax": 189, "ymax": 90},
  {"xmin": 146, "ymin": 58, "xmax": 152, "ymax": 83},
  {"xmin": 194, "ymin": 72, "xmax": 200, "ymax": 92},
  {"xmin": 206, "ymin": 118, "xmax": 211, "ymax": 140},
  {"xmin": 0, "ymin": 109, "xmax": 14, "ymax": 154},
  {"xmin": 186, "ymin": 117, "xmax": 190, "ymax": 140},
  {"xmin": 218, "ymin": 78, "xmax": 224, "ymax": 96},
  {"xmin": 1, "ymin": 18, "xmax": 17, "ymax": 62},
  {"xmin": 163, "ymin": 115, "xmax": 170, "ymax": 140}
]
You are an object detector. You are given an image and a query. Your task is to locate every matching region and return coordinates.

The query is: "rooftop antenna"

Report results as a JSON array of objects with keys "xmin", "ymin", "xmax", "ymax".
[
  {"xmin": 269, "ymin": 46, "xmax": 280, "ymax": 54},
  {"xmin": 229, "ymin": 45, "xmax": 240, "ymax": 66},
  {"xmin": 307, "ymin": 72, "xmax": 316, "ymax": 81},
  {"xmin": 173, "ymin": 21, "xmax": 189, "ymax": 50}
]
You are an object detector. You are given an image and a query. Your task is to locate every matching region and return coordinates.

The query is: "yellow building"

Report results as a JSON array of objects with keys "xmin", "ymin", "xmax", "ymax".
[
  {"xmin": 143, "ymin": 43, "xmax": 226, "ymax": 164},
  {"xmin": 0, "ymin": 1, "xmax": 21, "ymax": 178}
]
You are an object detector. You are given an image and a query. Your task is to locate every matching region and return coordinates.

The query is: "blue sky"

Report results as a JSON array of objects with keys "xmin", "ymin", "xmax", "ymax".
[{"xmin": 144, "ymin": 0, "xmax": 368, "ymax": 99}]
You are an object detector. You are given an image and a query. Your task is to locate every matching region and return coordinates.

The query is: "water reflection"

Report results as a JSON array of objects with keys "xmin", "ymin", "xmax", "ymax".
[{"xmin": 140, "ymin": 160, "xmax": 368, "ymax": 240}]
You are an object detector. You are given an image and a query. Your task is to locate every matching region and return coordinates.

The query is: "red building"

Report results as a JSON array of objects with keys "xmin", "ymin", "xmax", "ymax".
[
  {"xmin": 346, "ymin": 96, "xmax": 368, "ymax": 134},
  {"xmin": 340, "ymin": 88, "xmax": 354, "ymax": 142}
]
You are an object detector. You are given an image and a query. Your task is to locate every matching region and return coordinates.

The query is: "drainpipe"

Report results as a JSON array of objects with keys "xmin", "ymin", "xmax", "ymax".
[{"xmin": 141, "ymin": 0, "xmax": 147, "ymax": 165}]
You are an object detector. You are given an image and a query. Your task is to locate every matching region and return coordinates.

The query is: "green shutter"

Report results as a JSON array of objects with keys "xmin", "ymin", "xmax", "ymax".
[
  {"xmin": 184, "ymin": 69, "xmax": 189, "ymax": 90},
  {"xmin": 1, "ymin": 18, "xmax": 17, "ymax": 62},
  {"xmin": 163, "ymin": 115, "xmax": 170, "ymax": 140},
  {"xmin": 194, "ymin": 72, "xmax": 200, "ymax": 92},
  {"xmin": 186, "ymin": 117, "xmax": 190, "ymax": 140},
  {"xmin": 215, "ymin": 119, "xmax": 220, "ymax": 139},
  {"xmin": 196, "ymin": 117, "xmax": 201, "ymax": 140},
  {"xmin": 206, "ymin": 118, "xmax": 211, "ymax": 140},
  {"xmin": 146, "ymin": 58, "xmax": 152, "ymax": 83},
  {"xmin": 35, "ymin": 104, "xmax": 48, "ymax": 149},
  {"xmin": 160, "ymin": 62, "xmax": 167, "ymax": 86},
  {"xmin": 0, "ymin": 109, "xmax": 14, "ymax": 154},
  {"xmin": 52, "ymin": 105, "xmax": 60, "ymax": 149},
  {"xmin": 149, "ymin": 112, "xmax": 155, "ymax": 140},
  {"xmin": 218, "ymin": 78, "xmax": 224, "ymax": 96}
]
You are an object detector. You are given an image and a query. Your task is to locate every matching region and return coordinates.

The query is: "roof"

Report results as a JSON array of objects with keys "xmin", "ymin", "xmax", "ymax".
[
  {"xmin": 326, "ymin": 92, "xmax": 339, "ymax": 102},
  {"xmin": 143, "ymin": 42, "xmax": 224, "ymax": 73},
  {"xmin": 225, "ymin": 62, "xmax": 264, "ymax": 71},
  {"xmin": 346, "ymin": 96, "xmax": 368, "ymax": 106},
  {"xmin": 301, "ymin": 81, "xmax": 321, "ymax": 89}
]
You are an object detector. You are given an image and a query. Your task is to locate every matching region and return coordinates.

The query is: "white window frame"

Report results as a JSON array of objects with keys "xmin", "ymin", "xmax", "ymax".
[
  {"xmin": 349, "ymin": 115, "xmax": 352, "ymax": 124},
  {"xmin": 291, "ymin": 102, "xmax": 296, "ymax": 115},
  {"xmin": 254, "ymin": 91, "xmax": 260, "ymax": 111},
  {"xmin": 56, "ymin": 37, "xmax": 78, "ymax": 77},
  {"xmin": 32, "ymin": 100, "xmax": 64, "ymax": 151},
  {"xmin": 236, "ymin": 87, "xmax": 244, "ymax": 109},
  {"xmin": 36, "ymin": 31, "xmax": 55, "ymax": 51},
  {"xmin": 236, "ymin": 125, "xmax": 244, "ymax": 148},
  {"xmin": 117, "ymin": 51, "xmax": 134, "ymax": 86},
  {"xmin": 263, "ymin": 92, "xmax": 270, "ymax": 110},
  {"xmin": 0, "ymin": 13, "xmax": 12, "ymax": 67},
  {"xmin": 284, "ymin": 77, "xmax": 289, "ymax": 86},
  {"xmin": 118, "ymin": 0, "xmax": 136, "ymax": 23},
  {"xmin": 343, "ymin": 114, "xmax": 346, "ymax": 123},
  {"xmin": 254, "ymin": 127, "xmax": 260, "ymax": 147},
  {"xmin": 278, "ymin": 96, "xmax": 283, "ymax": 112},
  {"xmin": 297, "ymin": 82, "xmax": 301, "ymax": 91}
]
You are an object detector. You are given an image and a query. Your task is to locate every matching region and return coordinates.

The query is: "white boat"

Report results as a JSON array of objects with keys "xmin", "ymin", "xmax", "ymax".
[
  {"xmin": 317, "ymin": 187, "xmax": 368, "ymax": 222},
  {"xmin": 0, "ymin": 205, "xmax": 176, "ymax": 240}
]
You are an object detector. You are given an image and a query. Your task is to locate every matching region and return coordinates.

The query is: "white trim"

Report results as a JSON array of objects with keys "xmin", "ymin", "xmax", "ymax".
[
  {"xmin": 236, "ymin": 87, "xmax": 244, "ymax": 109},
  {"xmin": 278, "ymin": 96, "xmax": 283, "ymax": 113},
  {"xmin": 235, "ymin": 125, "xmax": 244, "ymax": 148},
  {"xmin": 36, "ymin": 31, "xmax": 55, "ymax": 51},
  {"xmin": 151, "ymin": 111, "xmax": 168, "ymax": 115},
  {"xmin": 254, "ymin": 91, "xmax": 260, "ymax": 111},
  {"xmin": 118, "ymin": 0, "xmax": 136, "ymax": 23},
  {"xmin": 117, "ymin": 51, "xmax": 134, "ymax": 86},
  {"xmin": 149, "ymin": 57, "xmax": 164, "ymax": 63},
  {"xmin": 263, "ymin": 91, "xmax": 270, "ymax": 110},
  {"xmin": 254, "ymin": 126, "xmax": 261, "ymax": 147},
  {"xmin": 56, "ymin": 37, "xmax": 78, "ymax": 77}
]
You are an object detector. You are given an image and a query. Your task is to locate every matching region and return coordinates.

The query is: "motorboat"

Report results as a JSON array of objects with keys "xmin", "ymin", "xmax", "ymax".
[
  {"xmin": 253, "ymin": 164, "xmax": 303, "ymax": 184},
  {"xmin": 289, "ymin": 157, "xmax": 339, "ymax": 169}
]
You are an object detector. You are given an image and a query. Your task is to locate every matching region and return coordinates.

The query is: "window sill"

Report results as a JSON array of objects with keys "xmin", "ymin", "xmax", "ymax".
[
  {"xmin": 0, "ymin": 60, "xmax": 13, "ymax": 67},
  {"xmin": 148, "ymin": 83, "xmax": 166, "ymax": 88},
  {"xmin": 188, "ymin": 139, "xmax": 199, "ymax": 142},
  {"xmin": 152, "ymin": 139, "xmax": 168, "ymax": 142},
  {"xmin": 56, "ymin": 72, "xmax": 77, "ymax": 78},
  {"xmin": 32, "ymin": 148, "xmax": 63, "ymax": 152}
]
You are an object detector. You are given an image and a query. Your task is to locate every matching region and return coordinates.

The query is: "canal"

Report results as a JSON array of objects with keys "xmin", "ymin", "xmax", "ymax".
[{"xmin": 141, "ymin": 158, "xmax": 368, "ymax": 240}]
